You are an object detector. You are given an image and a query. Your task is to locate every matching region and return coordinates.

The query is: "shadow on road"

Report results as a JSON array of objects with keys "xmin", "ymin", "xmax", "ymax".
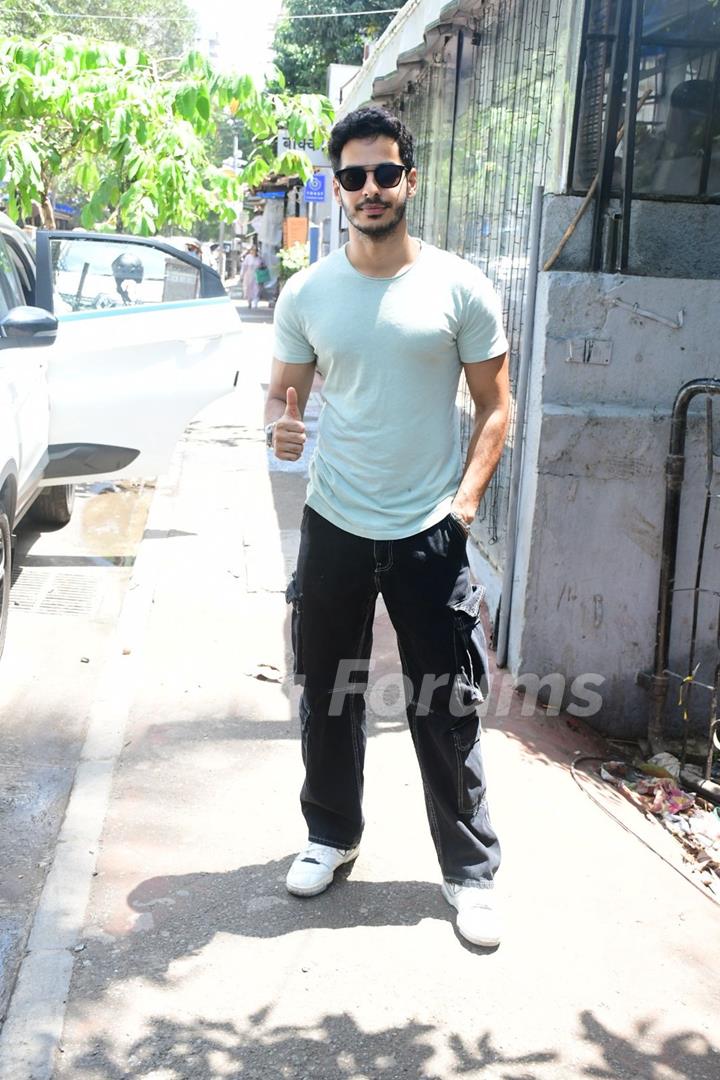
[{"xmin": 58, "ymin": 1004, "xmax": 718, "ymax": 1079}]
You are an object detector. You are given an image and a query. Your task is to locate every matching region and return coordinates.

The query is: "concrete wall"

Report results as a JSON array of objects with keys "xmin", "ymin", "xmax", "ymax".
[
  {"xmin": 509, "ymin": 269, "xmax": 720, "ymax": 737},
  {"xmin": 541, "ymin": 194, "xmax": 720, "ymax": 279}
]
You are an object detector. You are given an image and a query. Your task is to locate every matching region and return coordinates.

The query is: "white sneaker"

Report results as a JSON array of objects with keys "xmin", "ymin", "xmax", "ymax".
[
  {"xmin": 286, "ymin": 842, "xmax": 360, "ymax": 897},
  {"xmin": 442, "ymin": 880, "xmax": 501, "ymax": 947}
]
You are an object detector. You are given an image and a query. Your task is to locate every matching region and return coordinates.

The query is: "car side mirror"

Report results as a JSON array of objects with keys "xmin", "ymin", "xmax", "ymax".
[{"xmin": 0, "ymin": 306, "xmax": 58, "ymax": 349}]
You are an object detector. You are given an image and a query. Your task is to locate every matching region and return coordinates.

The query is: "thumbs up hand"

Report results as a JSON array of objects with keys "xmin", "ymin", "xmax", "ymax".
[
  {"xmin": 284, "ymin": 386, "xmax": 301, "ymax": 421},
  {"xmin": 273, "ymin": 387, "xmax": 306, "ymax": 460}
]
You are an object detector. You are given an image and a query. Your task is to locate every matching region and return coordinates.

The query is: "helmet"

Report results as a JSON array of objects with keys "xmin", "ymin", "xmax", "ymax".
[{"xmin": 111, "ymin": 251, "xmax": 144, "ymax": 283}]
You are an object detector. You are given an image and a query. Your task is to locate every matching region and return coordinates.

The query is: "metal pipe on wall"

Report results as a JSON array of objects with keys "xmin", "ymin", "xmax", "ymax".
[
  {"xmin": 643, "ymin": 378, "xmax": 720, "ymax": 752},
  {"xmin": 495, "ymin": 184, "xmax": 544, "ymax": 669}
]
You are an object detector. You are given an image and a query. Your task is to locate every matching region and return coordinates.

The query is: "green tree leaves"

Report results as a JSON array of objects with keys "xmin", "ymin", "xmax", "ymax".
[
  {"xmin": 0, "ymin": 0, "xmax": 197, "ymax": 61},
  {"xmin": 272, "ymin": 0, "xmax": 396, "ymax": 94},
  {"xmin": 0, "ymin": 36, "xmax": 334, "ymax": 234},
  {"xmin": 0, "ymin": 131, "xmax": 42, "ymax": 218}
]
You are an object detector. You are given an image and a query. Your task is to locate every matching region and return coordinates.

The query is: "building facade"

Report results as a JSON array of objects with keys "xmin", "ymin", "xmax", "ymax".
[{"xmin": 335, "ymin": 0, "xmax": 720, "ymax": 741}]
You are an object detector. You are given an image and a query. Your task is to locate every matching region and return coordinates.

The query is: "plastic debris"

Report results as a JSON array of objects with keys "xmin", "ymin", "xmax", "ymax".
[
  {"xmin": 646, "ymin": 752, "xmax": 682, "ymax": 780},
  {"xmin": 600, "ymin": 759, "xmax": 720, "ymax": 889},
  {"xmin": 663, "ymin": 810, "xmax": 720, "ymax": 866},
  {"xmin": 634, "ymin": 777, "xmax": 694, "ymax": 815},
  {"xmin": 602, "ymin": 761, "xmax": 694, "ymax": 813}
]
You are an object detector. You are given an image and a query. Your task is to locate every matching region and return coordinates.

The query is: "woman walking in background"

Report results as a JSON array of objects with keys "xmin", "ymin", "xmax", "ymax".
[{"xmin": 241, "ymin": 244, "xmax": 263, "ymax": 308}]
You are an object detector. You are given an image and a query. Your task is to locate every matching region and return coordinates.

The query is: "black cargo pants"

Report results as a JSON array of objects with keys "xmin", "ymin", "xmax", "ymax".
[{"xmin": 286, "ymin": 505, "xmax": 500, "ymax": 887}]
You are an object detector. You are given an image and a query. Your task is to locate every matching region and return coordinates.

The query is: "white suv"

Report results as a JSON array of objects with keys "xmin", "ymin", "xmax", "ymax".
[{"xmin": 0, "ymin": 212, "xmax": 241, "ymax": 658}]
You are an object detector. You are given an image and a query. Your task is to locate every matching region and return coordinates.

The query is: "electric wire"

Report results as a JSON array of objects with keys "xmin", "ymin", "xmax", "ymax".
[{"xmin": 40, "ymin": 8, "xmax": 401, "ymax": 21}]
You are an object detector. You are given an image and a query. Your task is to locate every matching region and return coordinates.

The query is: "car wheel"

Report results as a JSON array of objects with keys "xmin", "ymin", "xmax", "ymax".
[
  {"xmin": 0, "ymin": 507, "xmax": 11, "ymax": 662},
  {"xmin": 28, "ymin": 484, "xmax": 76, "ymax": 528}
]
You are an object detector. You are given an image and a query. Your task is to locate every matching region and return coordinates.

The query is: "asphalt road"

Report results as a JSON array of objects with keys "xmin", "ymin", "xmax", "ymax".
[{"xmin": 0, "ymin": 480, "xmax": 153, "ymax": 1022}]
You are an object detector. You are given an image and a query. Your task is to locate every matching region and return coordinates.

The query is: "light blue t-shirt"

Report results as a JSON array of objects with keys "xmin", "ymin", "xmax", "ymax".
[{"xmin": 273, "ymin": 242, "xmax": 508, "ymax": 540}]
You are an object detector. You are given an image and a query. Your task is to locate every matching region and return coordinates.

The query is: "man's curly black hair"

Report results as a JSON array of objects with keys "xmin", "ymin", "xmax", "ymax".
[{"xmin": 328, "ymin": 106, "xmax": 415, "ymax": 172}]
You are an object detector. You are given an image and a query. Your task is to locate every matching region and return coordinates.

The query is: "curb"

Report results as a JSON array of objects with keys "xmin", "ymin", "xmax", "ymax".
[{"xmin": 0, "ymin": 452, "xmax": 185, "ymax": 1080}]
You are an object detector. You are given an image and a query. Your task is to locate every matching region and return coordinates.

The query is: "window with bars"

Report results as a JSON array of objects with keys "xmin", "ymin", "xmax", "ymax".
[{"xmin": 571, "ymin": 0, "xmax": 720, "ymax": 201}]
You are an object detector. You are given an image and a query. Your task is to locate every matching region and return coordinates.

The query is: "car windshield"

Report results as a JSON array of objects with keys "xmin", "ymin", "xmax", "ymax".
[{"xmin": 51, "ymin": 239, "xmax": 200, "ymax": 312}]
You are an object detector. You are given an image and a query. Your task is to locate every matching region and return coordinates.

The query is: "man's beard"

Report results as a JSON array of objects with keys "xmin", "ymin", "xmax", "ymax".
[{"xmin": 345, "ymin": 192, "xmax": 408, "ymax": 239}]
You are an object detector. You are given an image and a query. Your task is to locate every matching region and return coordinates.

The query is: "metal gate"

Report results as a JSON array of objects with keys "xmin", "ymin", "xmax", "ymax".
[{"xmin": 394, "ymin": 0, "xmax": 564, "ymax": 574}]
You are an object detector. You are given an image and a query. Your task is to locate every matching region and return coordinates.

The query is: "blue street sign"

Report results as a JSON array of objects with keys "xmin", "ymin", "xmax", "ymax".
[
  {"xmin": 304, "ymin": 173, "xmax": 326, "ymax": 203},
  {"xmin": 262, "ymin": 190, "xmax": 286, "ymax": 199}
]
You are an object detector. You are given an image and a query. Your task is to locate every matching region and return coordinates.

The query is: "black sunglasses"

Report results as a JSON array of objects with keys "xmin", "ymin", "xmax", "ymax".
[{"xmin": 334, "ymin": 162, "xmax": 410, "ymax": 192}]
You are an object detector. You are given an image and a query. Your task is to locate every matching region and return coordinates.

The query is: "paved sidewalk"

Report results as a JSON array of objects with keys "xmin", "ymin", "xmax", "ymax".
[{"xmin": 1, "ymin": 324, "xmax": 719, "ymax": 1079}]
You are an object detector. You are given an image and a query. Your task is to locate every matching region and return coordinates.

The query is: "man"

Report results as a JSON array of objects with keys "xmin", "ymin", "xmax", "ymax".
[
  {"xmin": 111, "ymin": 251, "xmax": 144, "ymax": 306},
  {"xmin": 264, "ymin": 106, "xmax": 509, "ymax": 947}
]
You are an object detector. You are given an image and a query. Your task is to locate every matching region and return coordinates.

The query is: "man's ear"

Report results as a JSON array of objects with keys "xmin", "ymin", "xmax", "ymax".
[
  {"xmin": 407, "ymin": 167, "xmax": 418, "ymax": 199},
  {"xmin": 332, "ymin": 176, "xmax": 343, "ymax": 205}
]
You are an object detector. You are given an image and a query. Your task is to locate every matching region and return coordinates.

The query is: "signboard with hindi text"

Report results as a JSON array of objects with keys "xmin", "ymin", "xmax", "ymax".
[{"xmin": 276, "ymin": 131, "xmax": 330, "ymax": 169}]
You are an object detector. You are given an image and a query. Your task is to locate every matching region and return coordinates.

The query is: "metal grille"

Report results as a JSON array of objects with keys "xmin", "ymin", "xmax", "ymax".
[
  {"xmin": 400, "ymin": 1, "xmax": 563, "ymax": 571},
  {"xmin": 572, "ymin": 0, "xmax": 616, "ymax": 190},
  {"xmin": 10, "ymin": 567, "xmax": 100, "ymax": 616},
  {"xmin": 401, "ymin": 62, "xmax": 438, "ymax": 237}
]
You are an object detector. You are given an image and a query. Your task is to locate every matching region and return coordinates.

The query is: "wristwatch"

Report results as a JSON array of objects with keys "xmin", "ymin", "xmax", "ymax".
[
  {"xmin": 265, "ymin": 422, "xmax": 276, "ymax": 448},
  {"xmin": 450, "ymin": 510, "xmax": 470, "ymax": 537}
]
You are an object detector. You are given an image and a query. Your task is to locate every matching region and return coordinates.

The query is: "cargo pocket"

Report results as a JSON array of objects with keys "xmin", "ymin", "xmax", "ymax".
[
  {"xmin": 285, "ymin": 571, "xmax": 305, "ymax": 680},
  {"xmin": 450, "ymin": 584, "xmax": 488, "ymax": 706},
  {"xmin": 450, "ymin": 713, "xmax": 486, "ymax": 815}
]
